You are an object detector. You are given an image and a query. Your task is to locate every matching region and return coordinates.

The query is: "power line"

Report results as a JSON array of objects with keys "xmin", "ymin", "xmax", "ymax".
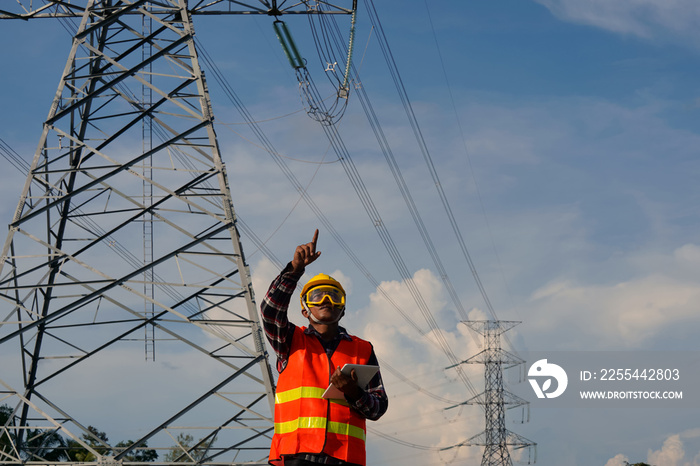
[
  {"xmin": 378, "ymin": 358, "xmax": 461, "ymax": 405},
  {"xmin": 195, "ymin": 40, "xmax": 429, "ymax": 338},
  {"xmin": 322, "ymin": 14, "xmax": 472, "ymax": 322},
  {"xmin": 420, "ymin": 0, "xmax": 520, "ymax": 351},
  {"xmin": 364, "ymin": 0, "xmax": 500, "ymax": 321},
  {"xmin": 290, "ymin": 46, "xmax": 481, "ymax": 401}
]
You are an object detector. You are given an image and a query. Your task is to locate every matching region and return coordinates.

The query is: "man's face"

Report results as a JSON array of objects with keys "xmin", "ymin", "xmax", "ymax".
[
  {"xmin": 307, "ymin": 300, "xmax": 345, "ymax": 324},
  {"xmin": 304, "ymin": 286, "xmax": 345, "ymax": 324}
]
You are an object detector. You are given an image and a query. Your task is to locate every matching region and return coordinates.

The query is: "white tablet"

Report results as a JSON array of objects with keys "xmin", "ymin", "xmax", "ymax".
[{"xmin": 322, "ymin": 364, "xmax": 379, "ymax": 399}]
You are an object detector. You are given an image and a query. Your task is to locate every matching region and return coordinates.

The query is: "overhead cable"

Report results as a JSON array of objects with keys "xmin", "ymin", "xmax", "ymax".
[
  {"xmin": 322, "ymin": 12, "xmax": 470, "ymax": 322},
  {"xmin": 293, "ymin": 52, "xmax": 480, "ymax": 401},
  {"xmin": 421, "ymin": 0, "xmax": 517, "ymax": 351},
  {"xmin": 364, "ymin": 0, "xmax": 500, "ymax": 321},
  {"xmin": 196, "ymin": 40, "xmax": 428, "ymax": 338}
]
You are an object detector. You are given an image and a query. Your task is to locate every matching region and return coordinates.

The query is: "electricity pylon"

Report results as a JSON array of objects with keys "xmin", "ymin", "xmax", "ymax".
[
  {"xmin": 448, "ymin": 321, "xmax": 536, "ymax": 466},
  {"xmin": 0, "ymin": 1, "xmax": 353, "ymax": 465}
]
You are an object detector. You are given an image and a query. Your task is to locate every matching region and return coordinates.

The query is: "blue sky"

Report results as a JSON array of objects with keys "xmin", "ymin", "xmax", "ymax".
[{"xmin": 2, "ymin": 1, "xmax": 700, "ymax": 465}]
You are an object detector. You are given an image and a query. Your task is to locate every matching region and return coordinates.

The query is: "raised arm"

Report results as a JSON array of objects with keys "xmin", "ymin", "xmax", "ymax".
[{"xmin": 260, "ymin": 229, "xmax": 321, "ymax": 372}]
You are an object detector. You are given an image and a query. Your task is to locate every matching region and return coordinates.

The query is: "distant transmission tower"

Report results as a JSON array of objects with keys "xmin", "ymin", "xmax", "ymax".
[
  {"xmin": 0, "ymin": 1, "xmax": 353, "ymax": 465},
  {"xmin": 448, "ymin": 321, "xmax": 536, "ymax": 466}
]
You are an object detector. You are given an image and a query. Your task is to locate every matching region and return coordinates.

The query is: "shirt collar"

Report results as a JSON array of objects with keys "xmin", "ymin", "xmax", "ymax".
[{"xmin": 303, "ymin": 325, "xmax": 353, "ymax": 341}]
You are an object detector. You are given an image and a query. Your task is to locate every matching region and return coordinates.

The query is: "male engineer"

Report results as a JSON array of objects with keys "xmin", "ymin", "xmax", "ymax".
[{"xmin": 260, "ymin": 229, "xmax": 388, "ymax": 466}]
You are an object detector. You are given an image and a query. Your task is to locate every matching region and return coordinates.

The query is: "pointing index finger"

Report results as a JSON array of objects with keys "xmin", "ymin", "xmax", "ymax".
[{"xmin": 311, "ymin": 229, "xmax": 319, "ymax": 253}]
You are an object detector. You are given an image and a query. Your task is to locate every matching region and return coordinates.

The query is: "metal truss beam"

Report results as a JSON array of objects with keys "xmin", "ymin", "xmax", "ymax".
[
  {"xmin": 0, "ymin": 0, "xmax": 355, "ymax": 19},
  {"xmin": 0, "ymin": 1, "xmax": 278, "ymax": 464}
]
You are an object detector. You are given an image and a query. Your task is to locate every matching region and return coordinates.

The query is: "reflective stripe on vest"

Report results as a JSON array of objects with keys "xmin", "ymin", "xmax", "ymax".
[
  {"xmin": 274, "ymin": 416, "xmax": 366, "ymax": 442},
  {"xmin": 275, "ymin": 386, "xmax": 349, "ymax": 407}
]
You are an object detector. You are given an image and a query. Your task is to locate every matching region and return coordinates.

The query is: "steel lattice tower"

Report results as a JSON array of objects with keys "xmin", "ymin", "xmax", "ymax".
[
  {"xmin": 449, "ymin": 321, "xmax": 536, "ymax": 466},
  {"xmin": 0, "ymin": 1, "xmax": 354, "ymax": 465}
]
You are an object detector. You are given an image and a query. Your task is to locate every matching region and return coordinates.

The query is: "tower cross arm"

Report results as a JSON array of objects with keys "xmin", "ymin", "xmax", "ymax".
[
  {"xmin": 445, "ymin": 388, "xmax": 530, "ymax": 410},
  {"xmin": 0, "ymin": 1, "xmax": 87, "ymax": 19},
  {"xmin": 0, "ymin": 0, "xmax": 355, "ymax": 19},
  {"xmin": 190, "ymin": 0, "xmax": 354, "ymax": 15},
  {"xmin": 450, "ymin": 429, "xmax": 536, "ymax": 448}
]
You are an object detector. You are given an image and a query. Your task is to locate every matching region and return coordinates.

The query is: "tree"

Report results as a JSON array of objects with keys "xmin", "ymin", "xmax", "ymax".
[
  {"xmin": 163, "ymin": 433, "xmax": 216, "ymax": 463},
  {"xmin": 21, "ymin": 427, "xmax": 68, "ymax": 462},
  {"xmin": 66, "ymin": 426, "xmax": 157, "ymax": 462},
  {"xmin": 114, "ymin": 440, "xmax": 158, "ymax": 462},
  {"xmin": 66, "ymin": 426, "xmax": 110, "ymax": 462},
  {"xmin": 0, "ymin": 405, "xmax": 14, "ymax": 460},
  {"xmin": 1, "ymin": 411, "xmax": 157, "ymax": 463},
  {"xmin": 1, "ymin": 404, "xmax": 68, "ymax": 462}
]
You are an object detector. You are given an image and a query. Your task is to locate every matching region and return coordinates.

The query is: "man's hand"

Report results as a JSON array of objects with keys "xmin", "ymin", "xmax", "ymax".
[
  {"xmin": 291, "ymin": 229, "xmax": 321, "ymax": 274},
  {"xmin": 330, "ymin": 366, "xmax": 363, "ymax": 402}
]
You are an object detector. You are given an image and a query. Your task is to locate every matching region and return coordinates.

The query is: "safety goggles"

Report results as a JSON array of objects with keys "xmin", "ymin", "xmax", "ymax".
[{"xmin": 304, "ymin": 285, "xmax": 345, "ymax": 307}]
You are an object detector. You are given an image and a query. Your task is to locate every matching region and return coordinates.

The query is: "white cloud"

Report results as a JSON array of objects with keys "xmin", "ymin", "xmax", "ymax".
[
  {"xmin": 347, "ymin": 269, "xmax": 519, "ymax": 465},
  {"xmin": 605, "ymin": 453, "xmax": 630, "ymax": 466},
  {"xmin": 251, "ymin": 255, "xmax": 285, "ymax": 306},
  {"xmin": 525, "ymin": 243, "xmax": 700, "ymax": 348},
  {"xmin": 534, "ymin": 0, "xmax": 700, "ymax": 44},
  {"xmin": 606, "ymin": 431, "xmax": 700, "ymax": 466},
  {"xmin": 647, "ymin": 434, "xmax": 685, "ymax": 466},
  {"xmin": 673, "ymin": 244, "xmax": 700, "ymax": 268}
]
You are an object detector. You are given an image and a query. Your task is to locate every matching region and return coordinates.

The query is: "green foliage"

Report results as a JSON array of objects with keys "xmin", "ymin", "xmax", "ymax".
[
  {"xmin": 66, "ymin": 426, "xmax": 110, "ymax": 462},
  {"xmin": 67, "ymin": 426, "xmax": 157, "ymax": 462},
  {"xmin": 22, "ymin": 427, "xmax": 68, "ymax": 462},
  {"xmin": 1, "ymin": 406, "xmax": 157, "ymax": 463},
  {"xmin": 1, "ymin": 404, "xmax": 69, "ymax": 462},
  {"xmin": 163, "ymin": 432, "xmax": 216, "ymax": 463},
  {"xmin": 115, "ymin": 440, "xmax": 158, "ymax": 462},
  {"xmin": 0, "ymin": 405, "xmax": 14, "ymax": 459}
]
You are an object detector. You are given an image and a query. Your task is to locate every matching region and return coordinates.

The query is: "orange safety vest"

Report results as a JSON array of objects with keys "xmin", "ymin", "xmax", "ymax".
[{"xmin": 269, "ymin": 326, "xmax": 373, "ymax": 466}]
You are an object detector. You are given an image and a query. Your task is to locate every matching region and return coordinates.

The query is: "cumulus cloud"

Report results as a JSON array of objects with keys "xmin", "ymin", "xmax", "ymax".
[
  {"xmin": 607, "ymin": 431, "xmax": 700, "ymax": 466},
  {"xmin": 347, "ymin": 269, "xmax": 522, "ymax": 465},
  {"xmin": 605, "ymin": 453, "xmax": 630, "ymax": 466},
  {"xmin": 534, "ymin": 0, "xmax": 700, "ymax": 44},
  {"xmin": 524, "ymin": 243, "xmax": 700, "ymax": 349},
  {"xmin": 647, "ymin": 434, "xmax": 685, "ymax": 466}
]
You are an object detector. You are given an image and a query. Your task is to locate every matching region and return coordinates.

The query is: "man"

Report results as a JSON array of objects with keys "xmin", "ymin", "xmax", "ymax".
[{"xmin": 261, "ymin": 229, "xmax": 388, "ymax": 466}]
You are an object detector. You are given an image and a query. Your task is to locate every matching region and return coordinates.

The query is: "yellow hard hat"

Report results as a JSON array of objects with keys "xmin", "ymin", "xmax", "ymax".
[{"xmin": 300, "ymin": 273, "xmax": 346, "ymax": 309}]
